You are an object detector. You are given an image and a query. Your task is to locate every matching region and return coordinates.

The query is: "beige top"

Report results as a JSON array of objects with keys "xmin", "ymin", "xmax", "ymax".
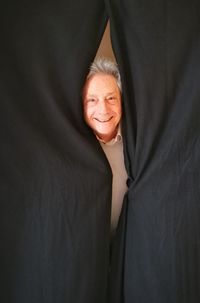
[{"xmin": 98, "ymin": 128, "xmax": 128, "ymax": 230}]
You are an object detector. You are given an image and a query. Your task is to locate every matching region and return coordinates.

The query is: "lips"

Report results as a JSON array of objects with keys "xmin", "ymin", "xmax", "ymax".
[{"xmin": 94, "ymin": 117, "xmax": 113, "ymax": 122}]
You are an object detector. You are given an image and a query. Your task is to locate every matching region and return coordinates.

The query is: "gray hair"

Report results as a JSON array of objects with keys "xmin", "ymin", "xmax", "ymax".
[{"xmin": 86, "ymin": 57, "xmax": 122, "ymax": 92}]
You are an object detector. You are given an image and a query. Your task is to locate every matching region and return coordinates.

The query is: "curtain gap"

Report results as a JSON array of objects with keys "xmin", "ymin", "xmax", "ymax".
[{"xmin": 96, "ymin": 20, "xmax": 116, "ymax": 62}]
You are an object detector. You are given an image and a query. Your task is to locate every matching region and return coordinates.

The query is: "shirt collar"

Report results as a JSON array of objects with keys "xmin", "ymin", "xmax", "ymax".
[{"xmin": 96, "ymin": 125, "xmax": 122, "ymax": 146}]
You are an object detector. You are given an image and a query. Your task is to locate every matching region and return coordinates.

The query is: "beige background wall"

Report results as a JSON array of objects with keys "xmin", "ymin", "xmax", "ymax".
[{"xmin": 96, "ymin": 22, "xmax": 115, "ymax": 61}]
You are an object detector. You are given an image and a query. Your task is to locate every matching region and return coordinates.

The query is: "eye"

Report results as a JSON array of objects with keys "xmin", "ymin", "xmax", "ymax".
[
  {"xmin": 86, "ymin": 98, "xmax": 96, "ymax": 104},
  {"xmin": 107, "ymin": 96, "xmax": 117, "ymax": 104}
]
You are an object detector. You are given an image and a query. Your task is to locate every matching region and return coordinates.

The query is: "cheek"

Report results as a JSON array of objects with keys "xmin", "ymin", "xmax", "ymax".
[
  {"xmin": 115, "ymin": 105, "xmax": 122, "ymax": 120},
  {"xmin": 84, "ymin": 106, "xmax": 93, "ymax": 123}
]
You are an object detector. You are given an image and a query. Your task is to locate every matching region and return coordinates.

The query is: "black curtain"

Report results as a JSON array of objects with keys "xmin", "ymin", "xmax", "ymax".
[
  {"xmin": 108, "ymin": 0, "xmax": 200, "ymax": 303},
  {"xmin": 1, "ymin": 1, "xmax": 200, "ymax": 303},
  {"xmin": 0, "ymin": 1, "xmax": 111, "ymax": 303}
]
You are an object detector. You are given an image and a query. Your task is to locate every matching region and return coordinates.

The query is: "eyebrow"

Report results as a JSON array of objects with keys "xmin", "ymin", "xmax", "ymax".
[
  {"xmin": 106, "ymin": 92, "xmax": 117, "ymax": 96},
  {"xmin": 85, "ymin": 94, "xmax": 97, "ymax": 98},
  {"xmin": 85, "ymin": 92, "xmax": 117, "ymax": 98}
]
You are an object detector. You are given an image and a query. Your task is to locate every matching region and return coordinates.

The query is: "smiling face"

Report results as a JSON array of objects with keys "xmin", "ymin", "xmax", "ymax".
[{"xmin": 83, "ymin": 73, "xmax": 122, "ymax": 143}]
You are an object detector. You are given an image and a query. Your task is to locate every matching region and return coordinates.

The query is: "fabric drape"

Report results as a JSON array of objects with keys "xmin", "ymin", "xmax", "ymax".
[
  {"xmin": 107, "ymin": 1, "xmax": 200, "ymax": 302},
  {"xmin": 1, "ymin": 1, "xmax": 200, "ymax": 302},
  {"xmin": 0, "ymin": 1, "xmax": 110, "ymax": 303}
]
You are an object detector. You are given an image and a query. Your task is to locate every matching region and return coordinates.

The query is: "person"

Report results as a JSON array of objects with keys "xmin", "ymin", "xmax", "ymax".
[{"xmin": 82, "ymin": 57, "xmax": 128, "ymax": 232}]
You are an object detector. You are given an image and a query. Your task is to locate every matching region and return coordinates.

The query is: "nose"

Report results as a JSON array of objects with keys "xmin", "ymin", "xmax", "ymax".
[{"xmin": 98, "ymin": 99, "xmax": 109, "ymax": 114}]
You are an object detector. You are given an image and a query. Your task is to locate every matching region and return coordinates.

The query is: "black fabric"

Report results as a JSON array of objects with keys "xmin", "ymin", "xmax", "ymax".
[
  {"xmin": 1, "ymin": 1, "xmax": 200, "ymax": 302},
  {"xmin": 0, "ymin": 1, "xmax": 111, "ymax": 303},
  {"xmin": 108, "ymin": 1, "xmax": 200, "ymax": 302}
]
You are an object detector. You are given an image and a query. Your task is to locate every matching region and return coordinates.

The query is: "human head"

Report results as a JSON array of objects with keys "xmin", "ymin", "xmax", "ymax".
[{"xmin": 83, "ymin": 58, "xmax": 122, "ymax": 143}]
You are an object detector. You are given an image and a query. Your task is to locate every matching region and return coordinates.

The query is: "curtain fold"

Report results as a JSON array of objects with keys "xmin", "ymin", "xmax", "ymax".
[
  {"xmin": 107, "ymin": 1, "xmax": 200, "ymax": 302},
  {"xmin": 0, "ymin": 1, "xmax": 110, "ymax": 302},
  {"xmin": 2, "ymin": 1, "xmax": 200, "ymax": 302}
]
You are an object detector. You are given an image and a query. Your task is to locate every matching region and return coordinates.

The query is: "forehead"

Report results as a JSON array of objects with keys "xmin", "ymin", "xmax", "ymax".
[{"xmin": 85, "ymin": 73, "xmax": 119, "ymax": 96}]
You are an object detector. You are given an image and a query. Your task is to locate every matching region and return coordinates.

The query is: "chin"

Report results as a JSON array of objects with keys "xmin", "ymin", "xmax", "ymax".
[{"xmin": 96, "ymin": 129, "xmax": 113, "ymax": 136}]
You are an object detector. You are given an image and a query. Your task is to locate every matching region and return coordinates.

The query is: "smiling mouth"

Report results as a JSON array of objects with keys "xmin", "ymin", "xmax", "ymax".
[{"xmin": 94, "ymin": 117, "xmax": 113, "ymax": 123}]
